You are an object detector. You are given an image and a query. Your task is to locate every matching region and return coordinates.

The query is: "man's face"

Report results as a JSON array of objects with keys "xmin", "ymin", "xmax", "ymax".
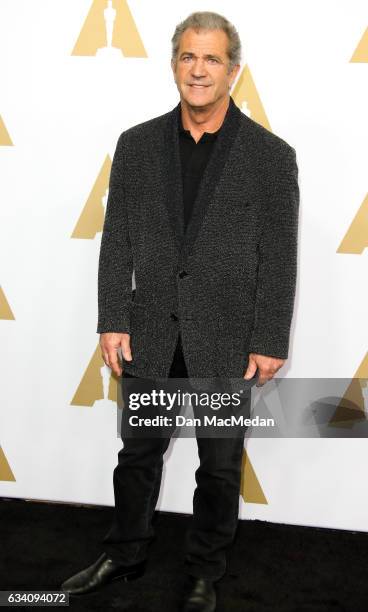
[{"xmin": 171, "ymin": 28, "xmax": 240, "ymax": 110}]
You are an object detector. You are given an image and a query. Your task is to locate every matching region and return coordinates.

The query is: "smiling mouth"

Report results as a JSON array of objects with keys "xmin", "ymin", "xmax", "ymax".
[{"xmin": 188, "ymin": 84, "xmax": 210, "ymax": 88}]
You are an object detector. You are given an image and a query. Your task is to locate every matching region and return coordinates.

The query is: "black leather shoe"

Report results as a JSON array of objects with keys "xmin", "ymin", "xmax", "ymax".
[
  {"xmin": 60, "ymin": 552, "xmax": 146, "ymax": 596},
  {"xmin": 182, "ymin": 576, "xmax": 217, "ymax": 612}
]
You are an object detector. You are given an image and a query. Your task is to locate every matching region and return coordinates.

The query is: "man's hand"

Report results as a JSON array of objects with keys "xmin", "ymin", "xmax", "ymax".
[
  {"xmin": 243, "ymin": 352, "xmax": 285, "ymax": 387},
  {"xmin": 99, "ymin": 332, "xmax": 132, "ymax": 377}
]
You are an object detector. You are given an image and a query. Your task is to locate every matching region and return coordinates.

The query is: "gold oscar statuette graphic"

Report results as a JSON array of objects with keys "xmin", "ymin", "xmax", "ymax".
[
  {"xmin": 71, "ymin": 344, "xmax": 119, "ymax": 407},
  {"xmin": 240, "ymin": 449, "xmax": 268, "ymax": 504},
  {"xmin": 329, "ymin": 352, "xmax": 368, "ymax": 428},
  {"xmin": 0, "ymin": 286, "xmax": 15, "ymax": 320},
  {"xmin": 72, "ymin": 0, "xmax": 147, "ymax": 57},
  {"xmin": 337, "ymin": 194, "xmax": 368, "ymax": 254},
  {"xmin": 71, "ymin": 155, "xmax": 112, "ymax": 239},
  {"xmin": 232, "ymin": 65, "xmax": 271, "ymax": 131},
  {"xmin": 350, "ymin": 27, "xmax": 368, "ymax": 63},
  {"xmin": 0, "ymin": 115, "xmax": 13, "ymax": 146},
  {"xmin": 0, "ymin": 447, "xmax": 15, "ymax": 482}
]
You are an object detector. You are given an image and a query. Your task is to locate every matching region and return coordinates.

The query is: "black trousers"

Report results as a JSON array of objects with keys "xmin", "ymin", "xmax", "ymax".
[{"xmin": 102, "ymin": 333, "xmax": 249, "ymax": 581}]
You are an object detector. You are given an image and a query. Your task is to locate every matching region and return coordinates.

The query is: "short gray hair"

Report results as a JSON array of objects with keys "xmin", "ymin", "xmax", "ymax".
[{"xmin": 171, "ymin": 11, "xmax": 242, "ymax": 73}]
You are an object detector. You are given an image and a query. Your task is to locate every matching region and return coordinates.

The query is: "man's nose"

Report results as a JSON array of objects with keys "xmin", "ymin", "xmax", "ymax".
[{"xmin": 190, "ymin": 58, "xmax": 207, "ymax": 77}]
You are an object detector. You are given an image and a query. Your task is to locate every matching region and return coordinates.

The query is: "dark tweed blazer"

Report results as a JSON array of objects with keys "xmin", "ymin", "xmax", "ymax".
[{"xmin": 97, "ymin": 95, "xmax": 300, "ymax": 381}]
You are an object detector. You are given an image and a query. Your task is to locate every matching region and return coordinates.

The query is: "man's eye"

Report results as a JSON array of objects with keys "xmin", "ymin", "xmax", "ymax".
[{"xmin": 208, "ymin": 58, "xmax": 218, "ymax": 64}]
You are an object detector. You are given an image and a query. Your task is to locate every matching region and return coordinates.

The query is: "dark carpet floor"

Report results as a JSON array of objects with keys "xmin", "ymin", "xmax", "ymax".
[{"xmin": 1, "ymin": 497, "xmax": 368, "ymax": 611}]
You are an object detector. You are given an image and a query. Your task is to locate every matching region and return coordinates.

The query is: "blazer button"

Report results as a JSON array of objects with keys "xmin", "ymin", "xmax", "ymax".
[
  {"xmin": 178, "ymin": 270, "xmax": 188, "ymax": 278},
  {"xmin": 170, "ymin": 312, "xmax": 179, "ymax": 321}
]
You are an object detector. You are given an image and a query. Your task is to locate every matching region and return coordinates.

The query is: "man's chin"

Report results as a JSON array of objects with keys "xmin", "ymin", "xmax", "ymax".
[{"xmin": 182, "ymin": 95, "xmax": 214, "ymax": 111}]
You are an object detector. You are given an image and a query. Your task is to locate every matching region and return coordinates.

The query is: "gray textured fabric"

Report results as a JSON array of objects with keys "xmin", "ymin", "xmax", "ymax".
[{"xmin": 97, "ymin": 95, "xmax": 300, "ymax": 381}]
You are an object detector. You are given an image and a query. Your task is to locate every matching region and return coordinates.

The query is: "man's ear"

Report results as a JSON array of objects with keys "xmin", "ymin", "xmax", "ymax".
[
  {"xmin": 171, "ymin": 59, "xmax": 177, "ymax": 82},
  {"xmin": 229, "ymin": 63, "xmax": 241, "ymax": 89}
]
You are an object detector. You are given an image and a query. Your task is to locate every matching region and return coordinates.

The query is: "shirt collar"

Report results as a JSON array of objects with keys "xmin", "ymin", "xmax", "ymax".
[{"xmin": 178, "ymin": 96, "xmax": 235, "ymax": 141}]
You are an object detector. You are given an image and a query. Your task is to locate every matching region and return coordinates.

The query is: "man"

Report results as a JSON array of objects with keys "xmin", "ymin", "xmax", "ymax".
[{"xmin": 61, "ymin": 10, "xmax": 299, "ymax": 612}]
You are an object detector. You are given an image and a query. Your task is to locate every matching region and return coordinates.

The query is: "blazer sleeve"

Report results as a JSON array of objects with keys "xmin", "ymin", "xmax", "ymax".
[
  {"xmin": 248, "ymin": 146, "xmax": 300, "ymax": 359},
  {"xmin": 96, "ymin": 133, "xmax": 133, "ymax": 334}
]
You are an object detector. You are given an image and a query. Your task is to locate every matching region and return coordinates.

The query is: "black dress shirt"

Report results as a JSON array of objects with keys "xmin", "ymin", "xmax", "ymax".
[{"xmin": 178, "ymin": 107, "xmax": 222, "ymax": 231}]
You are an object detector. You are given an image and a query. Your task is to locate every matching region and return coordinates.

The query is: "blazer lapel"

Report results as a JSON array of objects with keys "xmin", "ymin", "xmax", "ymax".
[
  {"xmin": 163, "ymin": 101, "xmax": 185, "ymax": 252},
  {"xmin": 163, "ymin": 95, "xmax": 242, "ymax": 264}
]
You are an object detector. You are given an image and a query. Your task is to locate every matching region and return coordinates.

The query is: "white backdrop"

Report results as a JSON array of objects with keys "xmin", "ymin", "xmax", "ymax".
[{"xmin": 0, "ymin": 0, "xmax": 367, "ymax": 532}]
